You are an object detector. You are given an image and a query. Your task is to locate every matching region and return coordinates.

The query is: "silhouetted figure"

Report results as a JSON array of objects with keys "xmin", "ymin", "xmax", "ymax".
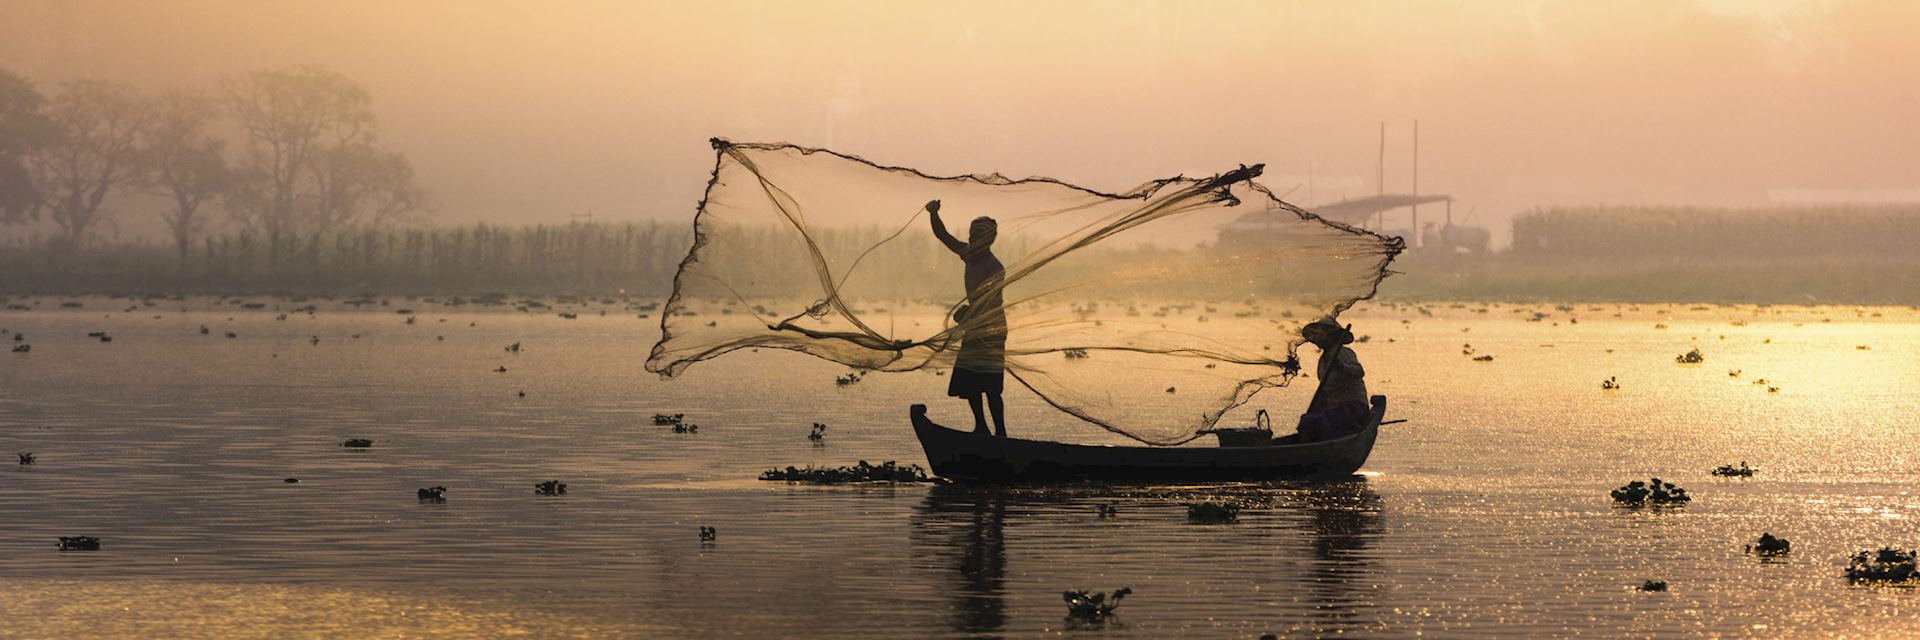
[
  {"xmin": 1297, "ymin": 318, "xmax": 1370, "ymax": 442},
  {"xmin": 928, "ymin": 200, "xmax": 1008, "ymax": 437}
]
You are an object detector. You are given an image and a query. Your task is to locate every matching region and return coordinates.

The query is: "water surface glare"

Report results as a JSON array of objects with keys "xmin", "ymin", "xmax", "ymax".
[{"xmin": 3, "ymin": 299, "xmax": 1919, "ymax": 638}]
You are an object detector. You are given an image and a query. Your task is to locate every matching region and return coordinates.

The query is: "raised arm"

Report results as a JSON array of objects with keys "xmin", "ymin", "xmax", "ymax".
[{"xmin": 926, "ymin": 200, "xmax": 967, "ymax": 255}]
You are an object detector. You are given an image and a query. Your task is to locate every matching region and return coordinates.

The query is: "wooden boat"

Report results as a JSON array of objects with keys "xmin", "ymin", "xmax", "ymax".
[{"xmin": 910, "ymin": 395, "xmax": 1386, "ymax": 482}]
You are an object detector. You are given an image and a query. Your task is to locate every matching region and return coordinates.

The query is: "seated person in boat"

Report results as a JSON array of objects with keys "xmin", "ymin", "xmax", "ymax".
[
  {"xmin": 928, "ymin": 199, "xmax": 1009, "ymax": 437},
  {"xmin": 1296, "ymin": 318, "xmax": 1369, "ymax": 442}
]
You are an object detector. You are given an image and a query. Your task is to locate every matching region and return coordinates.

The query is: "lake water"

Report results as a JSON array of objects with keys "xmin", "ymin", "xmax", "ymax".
[{"xmin": 3, "ymin": 297, "xmax": 1918, "ymax": 638}]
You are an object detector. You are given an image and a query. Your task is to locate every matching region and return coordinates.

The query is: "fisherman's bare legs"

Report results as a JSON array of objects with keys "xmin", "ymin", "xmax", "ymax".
[
  {"xmin": 986, "ymin": 392, "xmax": 1007, "ymax": 438},
  {"xmin": 967, "ymin": 393, "xmax": 990, "ymax": 434}
]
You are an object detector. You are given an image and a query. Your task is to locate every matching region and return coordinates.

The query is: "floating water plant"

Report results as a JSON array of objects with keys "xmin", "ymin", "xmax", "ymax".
[
  {"xmin": 759, "ymin": 460, "xmax": 934, "ymax": 484},
  {"xmin": 808, "ymin": 423, "xmax": 826, "ymax": 442},
  {"xmin": 534, "ymin": 480, "xmax": 567, "ymax": 495},
  {"xmin": 1711, "ymin": 462, "xmax": 1756, "ymax": 477},
  {"xmin": 1063, "ymin": 348, "xmax": 1090, "ymax": 359},
  {"xmin": 699, "ymin": 526, "xmax": 717, "ymax": 541},
  {"xmin": 1610, "ymin": 478, "xmax": 1690, "ymax": 505},
  {"xmin": 417, "ymin": 486, "xmax": 447, "ymax": 501},
  {"xmin": 1601, "ymin": 376, "xmax": 1619, "ymax": 390},
  {"xmin": 57, "ymin": 536, "xmax": 101, "ymax": 551},
  {"xmin": 1063, "ymin": 587, "xmax": 1131, "ymax": 621},
  {"xmin": 1747, "ymin": 533, "xmax": 1791, "ymax": 556},
  {"xmin": 1676, "ymin": 348, "xmax": 1705, "ymax": 364},
  {"xmin": 341, "ymin": 438, "xmax": 373, "ymax": 448},
  {"xmin": 1186, "ymin": 501, "xmax": 1241, "ymax": 523},
  {"xmin": 1472, "ymin": 354, "xmax": 1495, "ymax": 362},
  {"xmin": 505, "ymin": 342, "xmax": 521, "ymax": 352},
  {"xmin": 652, "ymin": 413, "xmax": 685, "ymax": 426},
  {"xmin": 1846, "ymin": 547, "xmax": 1918, "ymax": 583},
  {"xmin": 1637, "ymin": 580, "xmax": 1668, "ymax": 592},
  {"xmin": 493, "ymin": 366, "xmax": 508, "ymax": 373},
  {"xmin": 835, "ymin": 371, "xmax": 865, "ymax": 386},
  {"xmin": 18, "ymin": 452, "xmax": 34, "ymax": 465},
  {"xmin": 672, "ymin": 422, "xmax": 699, "ymax": 433}
]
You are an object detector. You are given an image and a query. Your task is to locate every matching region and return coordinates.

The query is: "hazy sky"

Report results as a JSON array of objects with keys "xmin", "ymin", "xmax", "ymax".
[{"xmin": 3, "ymin": 0, "xmax": 1917, "ymax": 242}]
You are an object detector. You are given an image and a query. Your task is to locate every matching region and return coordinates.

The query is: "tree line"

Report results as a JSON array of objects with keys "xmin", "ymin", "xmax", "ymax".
[
  {"xmin": 0, "ymin": 220, "xmax": 690, "ymax": 294},
  {"xmin": 1510, "ymin": 205, "xmax": 1920, "ymax": 261},
  {"xmin": 0, "ymin": 65, "xmax": 425, "ymax": 269}
]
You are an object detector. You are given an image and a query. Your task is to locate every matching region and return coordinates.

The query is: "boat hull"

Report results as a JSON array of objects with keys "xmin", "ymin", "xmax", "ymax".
[{"xmin": 910, "ymin": 396, "xmax": 1384, "ymax": 483}]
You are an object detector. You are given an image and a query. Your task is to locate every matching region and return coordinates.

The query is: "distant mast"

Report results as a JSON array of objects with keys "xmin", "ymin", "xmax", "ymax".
[
  {"xmin": 1412, "ymin": 119, "xmax": 1420, "ymax": 249},
  {"xmin": 1307, "ymin": 160, "xmax": 1315, "ymax": 208},
  {"xmin": 1375, "ymin": 122, "xmax": 1386, "ymax": 230}
]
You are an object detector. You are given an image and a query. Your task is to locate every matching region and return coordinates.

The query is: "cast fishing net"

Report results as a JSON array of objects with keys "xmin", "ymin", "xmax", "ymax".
[{"xmin": 646, "ymin": 140, "xmax": 1401, "ymax": 445}]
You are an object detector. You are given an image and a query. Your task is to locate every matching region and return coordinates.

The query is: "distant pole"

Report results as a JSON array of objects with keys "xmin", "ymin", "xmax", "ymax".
[
  {"xmin": 1412, "ymin": 119, "xmax": 1420, "ymax": 249},
  {"xmin": 1376, "ymin": 122, "xmax": 1385, "ymax": 230}
]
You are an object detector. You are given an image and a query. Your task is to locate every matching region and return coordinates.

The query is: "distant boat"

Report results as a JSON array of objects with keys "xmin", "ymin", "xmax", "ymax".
[{"xmin": 910, "ymin": 396, "xmax": 1385, "ymax": 482}]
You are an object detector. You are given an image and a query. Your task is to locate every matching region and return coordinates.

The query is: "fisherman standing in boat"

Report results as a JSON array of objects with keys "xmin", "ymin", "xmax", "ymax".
[
  {"xmin": 1297, "ymin": 318, "xmax": 1369, "ymax": 442},
  {"xmin": 928, "ymin": 200, "xmax": 1009, "ymax": 437}
]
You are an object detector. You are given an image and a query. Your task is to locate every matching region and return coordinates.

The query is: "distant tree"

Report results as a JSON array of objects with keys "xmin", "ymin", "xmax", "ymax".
[
  {"xmin": 0, "ymin": 69, "xmax": 56, "ymax": 226},
  {"xmin": 23, "ymin": 79, "xmax": 154, "ymax": 250},
  {"xmin": 224, "ymin": 65, "xmax": 426, "ymax": 267},
  {"xmin": 143, "ymin": 89, "xmax": 230, "ymax": 271},
  {"xmin": 311, "ymin": 143, "xmax": 426, "ymax": 231}
]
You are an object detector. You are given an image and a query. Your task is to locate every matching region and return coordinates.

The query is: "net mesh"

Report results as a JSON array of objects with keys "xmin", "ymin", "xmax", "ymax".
[{"xmin": 646, "ymin": 139, "xmax": 1401, "ymax": 445}]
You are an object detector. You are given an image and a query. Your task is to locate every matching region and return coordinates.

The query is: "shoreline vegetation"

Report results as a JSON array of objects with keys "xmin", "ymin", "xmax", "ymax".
[
  {"xmin": 1384, "ymin": 252, "xmax": 1920, "ymax": 304},
  {"xmin": 4, "ymin": 219, "xmax": 1917, "ymax": 305},
  {"xmin": 1387, "ymin": 204, "xmax": 1920, "ymax": 304}
]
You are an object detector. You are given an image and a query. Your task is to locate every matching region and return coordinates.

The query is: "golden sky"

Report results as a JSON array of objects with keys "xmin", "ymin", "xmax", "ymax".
[{"xmin": 3, "ymin": 0, "xmax": 1917, "ymax": 240}]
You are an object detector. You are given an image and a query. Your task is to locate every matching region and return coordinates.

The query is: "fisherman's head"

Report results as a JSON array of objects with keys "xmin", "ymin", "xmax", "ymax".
[
  {"xmin": 968, "ymin": 216, "xmax": 997, "ymax": 251},
  {"xmin": 1301, "ymin": 317, "xmax": 1354, "ymax": 348}
]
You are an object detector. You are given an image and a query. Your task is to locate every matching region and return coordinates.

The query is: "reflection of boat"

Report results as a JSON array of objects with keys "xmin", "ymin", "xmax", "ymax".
[
  {"xmin": 910, "ymin": 480, "xmax": 1384, "ymax": 637},
  {"xmin": 910, "ymin": 486, "xmax": 1008, "ymax": 636},
  {"xmin": 910, "ymin": 396, "xmax": 1385, "ymax": 482}
]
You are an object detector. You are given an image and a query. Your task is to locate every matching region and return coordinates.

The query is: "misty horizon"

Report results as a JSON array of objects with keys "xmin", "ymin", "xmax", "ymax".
[{"xmin": 5, "ymin": 0, "xmax": 1918, "ymax": 246}]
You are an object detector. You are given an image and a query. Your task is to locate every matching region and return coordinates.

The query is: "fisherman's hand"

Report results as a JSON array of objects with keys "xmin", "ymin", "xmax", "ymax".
[{"xmin": 926, "ymin": 200, "xmax": 941, "ymax": 214}]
